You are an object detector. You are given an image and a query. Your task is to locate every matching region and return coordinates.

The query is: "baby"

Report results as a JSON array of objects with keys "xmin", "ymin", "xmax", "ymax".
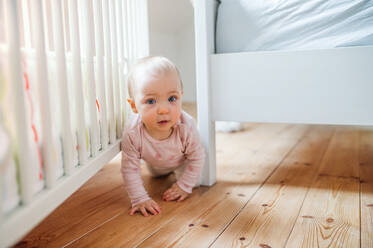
[{"xmin": 121, "ymin": 56, "xmax": 205, "ymax": 217}]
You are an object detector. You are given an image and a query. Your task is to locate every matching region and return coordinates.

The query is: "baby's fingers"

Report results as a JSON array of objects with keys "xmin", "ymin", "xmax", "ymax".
[
  {"xmin": 140, "ymin": 207, "xmax": 149, "ymax": 217},
  {"xmin": 152, "ymin": 203, "xmax": 162, "ymax": 213},
  {"xmin": 177, "ymin": 194, "xmax": 188, "ymax": 202},
  {"xmin": 129, "ymin": 207, "xmax": 138, "ymax": 216},
  {"xmin": 166, "ymin": 192, "xmax": 180, "ymax": 201},
  {"xmin": 163, "ymin": 191, "xmax": 173, "ymax": 200},
  {"xmin": 163, "ymin": 188, "xmax": 173, "ymax": 197},
  {"xmin": 147, "ymin": 206, "xmax": 158, "ymax": 215}
]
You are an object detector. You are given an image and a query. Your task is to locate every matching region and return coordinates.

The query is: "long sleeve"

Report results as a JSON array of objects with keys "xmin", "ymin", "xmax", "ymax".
[
  {"xmin": 176, "ymin": 122, "xmax": 205, "ymax": 193},
  {"xmin": 121, "ymin": 130, "xmax": 150, "ymax": 207}
]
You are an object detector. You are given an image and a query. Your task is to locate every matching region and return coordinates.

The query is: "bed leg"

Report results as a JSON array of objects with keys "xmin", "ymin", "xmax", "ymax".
[
  {"xmin": 194, "ymin": 0, "xmax": 217, "ymax": 187},
  {"xmin": 198, "ymin": 119, "xmax": 216, "ymax": 186}
]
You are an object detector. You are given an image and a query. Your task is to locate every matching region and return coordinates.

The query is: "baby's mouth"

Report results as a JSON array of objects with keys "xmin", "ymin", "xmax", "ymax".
[{"xmin": 158, "ymin": 120, "xmax": 169, "ymax": 125}]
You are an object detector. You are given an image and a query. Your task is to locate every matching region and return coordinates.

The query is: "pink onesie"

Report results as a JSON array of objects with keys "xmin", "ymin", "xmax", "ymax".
[{"xmin": 121, "ymin": 111, "xmax": 205, "ymax": 206}]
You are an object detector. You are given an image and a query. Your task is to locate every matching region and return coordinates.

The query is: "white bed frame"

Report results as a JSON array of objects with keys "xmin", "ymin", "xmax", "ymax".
[{"xmin": 195, "ymin": 0, "xmax": 373, "ymax": 186}]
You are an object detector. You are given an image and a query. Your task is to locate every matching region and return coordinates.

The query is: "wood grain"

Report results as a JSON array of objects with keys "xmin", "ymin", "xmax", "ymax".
[
  {"xmin": 211, "ymin": 126, "xmax": 334, "ymax": 248},
  {"xmin": 14, "ymin": 157, "xmax": 127, "ymax": 248},
  {"xmin": 136, "ymin": 125, "xmax": 308, "ymax": 247},
  {"xmin": 359, "ymin": 128, "xmax": 373, "ymax": 248},
  {"xmin": 286, "ymin": 127, "xmax": 360, "ymax": 248},
  {"xmin": 316, "ymin": 127, "xmax": 360, "ymax": 178},
  {"xmin": 67, "ymin": 124, "xmax": 302, "ymax": 248}
]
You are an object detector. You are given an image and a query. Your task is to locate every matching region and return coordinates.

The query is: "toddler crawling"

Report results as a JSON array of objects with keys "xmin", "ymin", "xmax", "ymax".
[{"xmin": 121, "ymin": 56, "xmax": 205, "ymax": 216}]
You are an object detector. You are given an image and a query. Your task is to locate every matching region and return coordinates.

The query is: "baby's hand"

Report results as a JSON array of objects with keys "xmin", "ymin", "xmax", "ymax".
[
  {"xmin": 129, "ymin": 199, "xmax": 161, "ymax": 217},
  {"xmin": 163, "ymin": 183, "xmax": 189, "ymax": 202}
]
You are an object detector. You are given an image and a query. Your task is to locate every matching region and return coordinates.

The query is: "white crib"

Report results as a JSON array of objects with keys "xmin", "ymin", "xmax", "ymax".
[
  {"xmin": 195, "ymin": 0, "xmax": 373, "ymax": 186},
  {"xmin": 0, "ymin": 0, "xmax": 149, "ymax": 246}
]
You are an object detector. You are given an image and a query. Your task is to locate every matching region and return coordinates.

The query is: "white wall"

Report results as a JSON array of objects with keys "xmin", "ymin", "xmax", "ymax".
[
  {"xmin": 149, "ymin": 32, "xmax": 179, "ymax": 65},
  {"xmin": 148, "ymin": 0, "xmax": 196, "ymax": 102}
]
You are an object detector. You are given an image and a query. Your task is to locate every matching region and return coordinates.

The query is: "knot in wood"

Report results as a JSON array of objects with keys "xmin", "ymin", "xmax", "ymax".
[
  {"xmin": 259, "ymin": 244, "xmax": 272, "ymax": 248},
  {"xmin": 326, "ymin": 217, "xmax": 334, "ymax": 223},
  {"xmin": 302, "ymin": 215, "xmax": 314, "ymax": 219}
]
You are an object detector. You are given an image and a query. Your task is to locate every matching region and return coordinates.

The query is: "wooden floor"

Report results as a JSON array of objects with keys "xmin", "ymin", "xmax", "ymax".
[{"xmin": 15, "ymin": 103, "xmax": 373, "ymax": 248}]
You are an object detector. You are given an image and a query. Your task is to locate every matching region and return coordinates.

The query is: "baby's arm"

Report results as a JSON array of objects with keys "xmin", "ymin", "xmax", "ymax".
[
  {"xmin": 163, "ymin": 122, "xmax": 205, "ymax": 201},
  {"xmin": 121, "ymin": 131, "xmax": 161, "ymax": 216}
]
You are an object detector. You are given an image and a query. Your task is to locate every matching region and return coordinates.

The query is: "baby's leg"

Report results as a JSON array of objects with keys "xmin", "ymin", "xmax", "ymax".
[
  {"xmin": 145, "ymin": 163, "xmax": 175, "ymax": 178},
  {"xmin": 174, "ymin": 163, "xmax": 200, "ymax": 188},
  {"xmin": 173, "ymin": 163, "xmax": 187, "ymax": 180}
]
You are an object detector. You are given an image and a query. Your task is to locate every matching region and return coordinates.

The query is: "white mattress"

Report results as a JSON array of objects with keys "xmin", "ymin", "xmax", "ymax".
[{"xmin": 216, "ymin": 0, "xmax": 373, "ymax": 53}]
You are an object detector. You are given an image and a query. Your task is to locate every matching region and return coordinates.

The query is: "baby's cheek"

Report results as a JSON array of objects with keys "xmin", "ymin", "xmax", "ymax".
[
  {"xmin": 142, "ymin": 110, "xmax": 157, "ymax": 125},
  {"xmin": 172, "ymin": 109, "xmax": 181, "ymax": 122}
]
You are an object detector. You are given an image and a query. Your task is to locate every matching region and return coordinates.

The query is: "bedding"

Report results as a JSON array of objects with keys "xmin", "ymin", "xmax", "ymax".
[{"xmin": 216, "ymin": 0, "xmax": 373, "ymax": 53}]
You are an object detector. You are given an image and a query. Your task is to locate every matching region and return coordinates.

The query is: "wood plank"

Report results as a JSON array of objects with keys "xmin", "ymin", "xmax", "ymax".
[
  {"xmin": 211, "ymin": 126, "xmax": 334, "ymax": 248},
  {"xmin": 216, "ymin": 123, "xmax": 285, "ymax": 160},
  {"xmin": 135, "ymin": 125, "xmax": 308, "ymax": 248},
  {"xmin": 286, "ymin": 127, "xmax": 360, "ymax": 247},
  {"xmin": 359, "ymin": 128, "xmax": 373, "ymax": 247},
  {"xmin": 317, "ymin": 127, "xmax": 360, "ymax": 178},
  {"xmin": 66, "ymin": 124, "xmax": 300, "ymax": 247},
  {"xmin": 15, "ymin": 120, "xmax": 370, "ymax": 247},
  {"xmin": 14, "ymin": 157, "xmax": 127, "ymax": 248},
  {"xmin": 285, "ymin": 176, "xmax": 360, "ymax": 248}
]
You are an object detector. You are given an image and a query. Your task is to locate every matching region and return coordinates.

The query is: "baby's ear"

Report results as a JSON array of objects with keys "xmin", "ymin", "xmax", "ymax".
[{"xmin": 127, "ymin": 99, "xmax": 138, "ymax": 113}]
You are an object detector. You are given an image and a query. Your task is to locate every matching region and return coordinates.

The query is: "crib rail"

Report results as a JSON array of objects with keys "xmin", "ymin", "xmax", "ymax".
[{"xmin": 0, "ymin": 0, "xmax": 148, "ymax": 246}]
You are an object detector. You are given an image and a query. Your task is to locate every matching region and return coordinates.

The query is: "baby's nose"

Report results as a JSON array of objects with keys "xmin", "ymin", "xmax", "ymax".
[{"xmin": 158, "ymin": 104, "xmax": 169, "ymax": 114}]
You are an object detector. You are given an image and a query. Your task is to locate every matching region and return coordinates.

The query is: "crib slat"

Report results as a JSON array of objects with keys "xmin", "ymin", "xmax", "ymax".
[
  {"xmin": 132, "ymin": 0, "xmax": 137, "ymax": 58},
  {"xmin": 116, "ymin": 0, "xmax": 127, "ymax": 130},
  {"xmin": 131, "ymin": 0, "xmax": 137, "ymax": 58},
  {"xmin": 51, "ymin": 0, "xmax": 74, "ymax": 175},
  {"xmin": 67, "ymin": 0, "xmax": 88, "ymax": 165},
  {"xmin": 82, "ymin": 0, "xmax": 100, "ymax": 156},
  {"xmin": 121, "ymin": 0, "xmax": 132, "ymax": 122},
  {"xmin": 20, "ymin": 0, "xmax": 31, "ymax": 48},
  {"xmin": 41, "ymin": 0, "xmax": 50, "ymax": 51},
  {"xmin": 103, "ymin": 0, "xmax": 116, "ymax": 144},
  {"xmin": 5, "ymin": 0, "xmax": 34, "ymax": 204},
  {"xmin": 133, "ymin": 1, "xmax": 141, "ymax": 58},
  {"xmin": 1, "ymin": 1, "xmax": 6, "ymax": 43},
  {"xmin": 141, "ymin": 0, "xmax": 149, "ymax": 56},
  {"xmin": 141, "ymin": 0, "xmax": 146, "ymax": 56},
  {"xmin": 109, "ymin": 0, "xmax": 122, "ymax": 139},
  {"xmin": 122, "ymin": 0, "xmax": 131, "ymax": 66},
  {"xmin": 93, "ymin": 0, "xmax": 109, "ymax": 150},
  {"xmin": 126, "ymin": 0, "xmax": 134, "ymax": 64},
  {"xmin": 135, "ymin": 0, "xmax": 141, "ymax": 57},
  {"xmin": 118, "ymin": 0, "xmax": 128, "ymax": 60},
  {"xmin": 30, "ymin": 0, "xmax": 57, "ymax": 188}
]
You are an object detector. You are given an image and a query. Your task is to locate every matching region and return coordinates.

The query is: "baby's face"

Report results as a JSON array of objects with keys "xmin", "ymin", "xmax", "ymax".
[{"xmin": 131, "ymin": 71, "xmax": 183, "ymax": 139}]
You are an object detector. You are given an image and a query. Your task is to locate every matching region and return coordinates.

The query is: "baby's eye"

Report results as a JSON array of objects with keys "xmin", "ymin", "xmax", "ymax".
[
  {"xmin": 168, "ymin": 96, "xmax": 177, "ymax": 102},
  {"xmin": 146, "ymin": 99, "xmax": 156, "ymax": 104}
]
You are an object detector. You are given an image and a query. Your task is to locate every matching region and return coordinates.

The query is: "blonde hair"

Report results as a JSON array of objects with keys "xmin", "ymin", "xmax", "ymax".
[{"xmin": 127, "ymin": 56, "xmax": 183, "ymax": 98}]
